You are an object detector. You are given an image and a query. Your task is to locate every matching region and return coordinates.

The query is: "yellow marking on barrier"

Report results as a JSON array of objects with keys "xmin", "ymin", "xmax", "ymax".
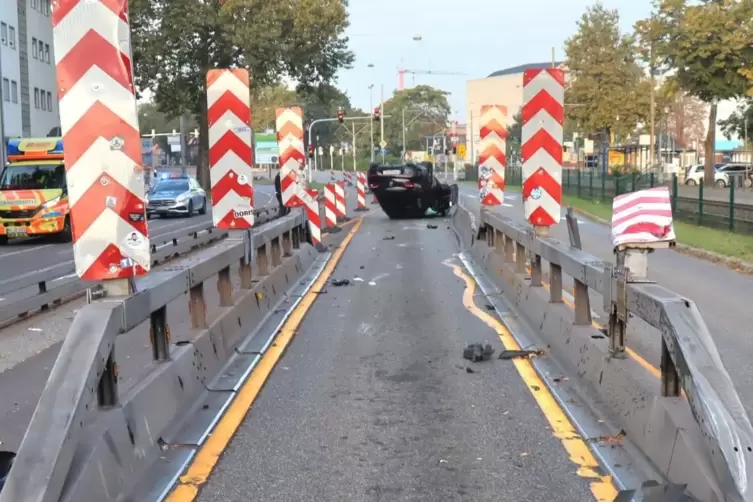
[
  {"xmin": 524, "ymin": 266, "xmax": 661, "ymax": 379},
  {"xmin": 447, "ymin": 260, "xmax": 618, "ymax": 501},
  {"xmin": 167, "ymin": 218, "xmax": 363, "ymax": 501}
]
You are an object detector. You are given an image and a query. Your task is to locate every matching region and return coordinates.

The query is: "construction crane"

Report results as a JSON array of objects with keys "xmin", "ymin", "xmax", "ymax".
[{"xmin": 397, "ymin": 68, "xmax": 466, "ymax": 91}]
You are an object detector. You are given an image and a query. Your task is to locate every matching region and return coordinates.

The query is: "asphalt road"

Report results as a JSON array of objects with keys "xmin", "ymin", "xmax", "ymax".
[
  {"xmin": 456, "ymin": 182, "xmax": 753, "ymax": 419},
  {"xmin": 0, "ymin": 185, "xmax": 280, "ymax": 453},
  {"xmin": 196, "ymin": 208, "xmax": 602, "ymax": 502}
]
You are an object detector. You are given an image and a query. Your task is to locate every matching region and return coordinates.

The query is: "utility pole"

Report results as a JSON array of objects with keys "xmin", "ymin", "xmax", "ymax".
[
  {"xmin": 649, "ymin": 52, "xmax": 656, "ymax": 168},
  {"xmin": 352, "ymin": 121, "xmax": 357, "ymax": 170},
  {"xmin": 380, "ymin": 84, "xmax": 385, "ymax": 163},
  {"xmin": 369, "ymin": 85, "xmax": 374, "ymax": 162},
  {"xmin": 179, "ymin": 115, "xmax": 187, "ymax": 174},
  {"xmin": 401, "ymin": 108, "xmax": 406, "ymax": 159}
]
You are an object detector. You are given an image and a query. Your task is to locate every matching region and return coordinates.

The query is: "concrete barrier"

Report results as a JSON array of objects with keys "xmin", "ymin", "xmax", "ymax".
[
  {"xmin": 0, "ymin": 209, "xmax": 327, "ymax": 502},
  {"xmin": 451, "ymin": 200, "xmax": 753, "ymax": 502}
]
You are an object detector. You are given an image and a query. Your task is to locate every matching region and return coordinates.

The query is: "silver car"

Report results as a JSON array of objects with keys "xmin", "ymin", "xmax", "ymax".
[{"xmin": 146, "ymin": 176, "xmax": 207, "ymax": 217}]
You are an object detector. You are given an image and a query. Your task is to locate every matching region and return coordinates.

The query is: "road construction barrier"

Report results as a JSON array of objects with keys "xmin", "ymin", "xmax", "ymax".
[
  {"xmin": 450, "ymin": 200, "xmax": 753, "ymax": 501},
  {"xmin": 0, "ymin": 209, "xmax": 326, "ymax": 502},
  {"xmin": 323, "ymin": 184, "xmax": 338, "ymax": 230},
  {"xmin": 0, "ymin": 207, "xmax": 278, "ymax": 327},
  {"xmin": 335, "ymin": 181, "xmax": 346, "ymax": 222},
  {"xmin": 355, "ymin": 172, "xmax": 368, "ymax": 212}
]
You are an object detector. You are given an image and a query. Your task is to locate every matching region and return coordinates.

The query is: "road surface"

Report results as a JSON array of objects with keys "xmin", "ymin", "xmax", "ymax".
[
  {"xmin": 456, "ymin": 182, "xmax": 753, "ymax": 419},
  {"xmin": 191, "ymin": 206, "xmax": 621, "ymax": 502}
]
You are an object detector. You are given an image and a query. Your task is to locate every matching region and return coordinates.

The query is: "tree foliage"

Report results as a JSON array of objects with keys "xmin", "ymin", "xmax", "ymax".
[
  {"xmin": 719, "ymin": 99, "xmax": 753, "ymax": 143},
  {"xmin": 380, "ymin": 86, "xmax": 451, "ymax": 155},
  {"xmin": 638, "ymin": 0, "xmax": 753, "ymax": 182},
  {"xmin": 564, "ymin": 3, "xmax": 650, "ymax": 140},
  {"xmin": 131, "ymin": 0, "xmax": 354, "ymax": 187},
  {"xmin": 506, "ymin": 112, "xmax": 522, "ymax": 165}
]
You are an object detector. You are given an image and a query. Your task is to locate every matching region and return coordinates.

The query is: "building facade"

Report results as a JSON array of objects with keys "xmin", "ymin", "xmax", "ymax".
[
  {"xmin": 0, "ymin": 0, "xmax": 59, "ymax": 148},
  {"xmin": 465, "ymin": 62, "xmax": 565, "ymax": 163}
]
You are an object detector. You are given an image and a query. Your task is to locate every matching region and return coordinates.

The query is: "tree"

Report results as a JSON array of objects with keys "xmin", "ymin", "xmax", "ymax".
[
  {"xmin": 137, "ymin": 103, "xmax": 199, "ymax": 134},
  {"xmin": 131, "ymin": 0, "xmax": 354, "ymax": 188},
  {"xmin": 719, "ymin": 100, "xmax": 753, "ymax": 144},
  {"xmin": 380, "ymin": 86, "xmax": 451, "ymax": 156},
  {"xmin": 640, "ymin": 0, "xmax": 753, "ymax": 184},
  {"xmin": 657, "ymin": 83, "xmax": 708, "ymax": 150},
  {"xmin": 564, "ymin": 3, "xmax": 651, "ymax": 142},
  {"xmin": 249, "ymin": 86, "xmax": 298, "ymax": 133},
  {"xmin": 506, "ymin": 112, "xmax": 522, "ymax": 165}
]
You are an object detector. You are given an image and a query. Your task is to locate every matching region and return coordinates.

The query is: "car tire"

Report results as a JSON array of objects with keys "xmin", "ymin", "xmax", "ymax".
[
  {"xmin": 685, "ymin": 179, "xmax": 696, "ymax": 186},
  {"xmin": 0, "ymin": 235, "xmax": 7, "ymax": 246},
  {"xmin": 187, "ymin": 201, "xmax": 194, "ymax": 217},
  {"xmin": 198, "ymin": 197, "xmax": 207, "ymax": 215},
  {"xmin": 57, "ymin": 216, "xmax": 72, "ymax": 243},
  {"xmin": 715, "ymin": 179, "xmax": 726, "ymax": 188}
]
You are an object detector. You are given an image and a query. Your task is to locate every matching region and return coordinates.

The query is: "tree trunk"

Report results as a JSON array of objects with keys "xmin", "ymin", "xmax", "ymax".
[
  {"xmin": 676, "ymin": 96, "xmax": 686, "ymax": 148},
  {"xmin": 704, "ymin": 103, "xmax": 717, "ymax": 186},
  {"xmin": 197, "ymin": 90, "xmax": 211, "ymax": 193}
]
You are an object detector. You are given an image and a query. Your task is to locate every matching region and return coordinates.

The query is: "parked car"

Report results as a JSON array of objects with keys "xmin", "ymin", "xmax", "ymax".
[
  {"xmin": 684, "ymin": 163, "xmax": 726, "ymax": 187},
  {"xmin": 716, "ymin": 163, "xmax": 753, "ymax": 188}
]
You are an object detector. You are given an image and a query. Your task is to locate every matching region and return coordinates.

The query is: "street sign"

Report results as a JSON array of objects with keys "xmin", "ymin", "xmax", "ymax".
[
  {"xmin": 329, "ymin": 145, "xmax": 334, "ymax": 155},
  {"xmin": 379, "ymin": 140, "xmax": 387, "ymax": 148},
  {"xmin": 318, "ymin": 146, "xmax": 323, "ymax": 155},
  {"xmin": 457, "ymin": 144, "xmax": 466, "ymax": 159}
]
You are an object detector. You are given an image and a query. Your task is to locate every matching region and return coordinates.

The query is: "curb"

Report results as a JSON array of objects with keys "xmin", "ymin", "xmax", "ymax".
[{"xmin": 566, "ymin": 205, "xmax": 753, "ymax": 276}]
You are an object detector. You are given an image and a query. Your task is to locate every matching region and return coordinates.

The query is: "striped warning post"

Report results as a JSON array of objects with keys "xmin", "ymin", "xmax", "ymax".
[
  {"xmin": 276, "ymin": 107, "xmax": 305, "ymax": 207},
  {"xmin": 53, "ymin": 0, "xmax": 150, "ymax": 280},
  {"xmin": 206, "ymin": 69, "xmax": 254, "ymax": 228},
  {"xmin": 334, "ymin": 181, "xmax": 347, "ymax": 220},
  {"xmin": 301, "ymin": 188, "xmax": 322, "ymax": 248},
  {"xmin": 354, "ymin": 172, "xmax": 368, "ymax": 212},
  {"xmin": 344, "ymin": 171, "xmax": 353, "ymax": 186},
  {"xmin": 521, "ymin": 68, "xmax": 564, "ymax": 227},
  {"xmin": 329, "ymin": 169, "xmax": 337, "ymax": 183},
  {"xmin": 478, "ymin": 105, "xmax": 507, "ymax": 205},
  {"xmin": 611, "ymin": 186, "xmax": 676, "ymax": 248},
  {"xmin": 323, "ymin": 184, "xmax": 338, "ymax": 230}
]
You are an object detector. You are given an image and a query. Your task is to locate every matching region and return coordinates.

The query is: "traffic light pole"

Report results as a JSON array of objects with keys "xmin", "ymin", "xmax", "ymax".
[{"xmin": 307, "ymin": 115, "xmax": 391, "ymax": 181}]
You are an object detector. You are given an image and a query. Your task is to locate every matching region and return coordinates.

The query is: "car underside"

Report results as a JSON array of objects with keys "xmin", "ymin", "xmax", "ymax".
[{"xmin": 367, "ymin": 162, "xmax": 459, "ymax": 219}]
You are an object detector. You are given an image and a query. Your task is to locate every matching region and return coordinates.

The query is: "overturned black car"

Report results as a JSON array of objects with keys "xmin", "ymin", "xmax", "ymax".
[{"xmin": 367, "ymin": 162, "xmax": 459, "ymax": 219}]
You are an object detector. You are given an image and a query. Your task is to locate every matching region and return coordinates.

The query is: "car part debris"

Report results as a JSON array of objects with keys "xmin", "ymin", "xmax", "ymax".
[
  {"xmin": 498, "ymin": 348, "xmax": 545, "ymax": 360},
  {"xmin": 463, "ymin": 343, "xmax": 494, "ymax": 362},
  {"xmin": 382, "ymin": 236, "xmax": 395, "ymax": 240},
  {"xmin": 331, "ymin": 279, "xmax": 350, "ymax": 286},
  {"xmin": 426, "ymin": 224, "xmax": 438, "ymax": 229}
]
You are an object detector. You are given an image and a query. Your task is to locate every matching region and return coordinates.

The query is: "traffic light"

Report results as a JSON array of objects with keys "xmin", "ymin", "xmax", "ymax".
[
  {"xmin": 374, "ymin": 107, "xmax": 380, "ymax": 121},
  {"xmin": 308, "ymin": 145, "xmax": 315, "ymax": 159},
  {"xmin": 337, "ymin": 106, "xmax": 344, "ymax": 123}
]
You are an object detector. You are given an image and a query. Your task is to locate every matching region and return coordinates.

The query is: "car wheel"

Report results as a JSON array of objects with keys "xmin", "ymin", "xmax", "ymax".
[
  {"xmin": 198, "ymin": 197, "xmax": 207, "ymax": 215},
  {"xmin": 0, "ymin": 235, "xmax": 7, "ymax": 245},
  {"xmin": 715, "ymin": 179, "xmax": 726, "ymax": 188},
  {"xmin": 685, "ymin": 179, "xmax": 696, "ymax": 186},
  {"xmin": 57, "ymin": 216, "xmax": 72, "ymax": 243},
  {"xmin": 187, "ymin": 201, "xmax": 194, "ymax": 217}
]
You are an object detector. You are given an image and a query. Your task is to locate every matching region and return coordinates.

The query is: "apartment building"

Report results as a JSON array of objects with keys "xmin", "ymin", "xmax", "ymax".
[{"xmin": 0, "ymin": 0, "xmax": 60, "ymax": 144}]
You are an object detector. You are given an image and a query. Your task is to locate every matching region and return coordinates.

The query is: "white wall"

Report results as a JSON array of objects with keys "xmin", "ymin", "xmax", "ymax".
[
  {"xmin": 0, "ymin": 0, "xmax": 23, "ymax": 137},
  {"xmin": 25, "ymin": 0, "xmax": 58, "ymax": 136}
]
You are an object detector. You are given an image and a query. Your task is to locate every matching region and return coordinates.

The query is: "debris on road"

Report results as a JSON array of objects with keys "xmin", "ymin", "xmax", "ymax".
[
  {"xmin": 27, "ymin": 328, "xmax": 42, "ymax": 332},
  {"xmin": 484, "ymin": 304, "xmax": 495, "ymax": 310},
  {"xmin": 382, "ymin": 236, "xmax": 395, "ymax": 240},
  {"xmin": 426, "ymin": 224, "xmax": 438, "ymax": 229},
  {"xmin": 498, "ymin": 348, "xmax": 545, "ymax": 360},
  {"xmin": 589, "ymin": 429, "xmax": 626, "ymax": 446},
  {"xmin": 465, "ymin": 367, "xmax": 474, "ymax": 373},
  {"xmin": 331, "ymin": 279, "xmax": 350, "ymax": 286},
  {"xmin": 463, "ymin": 343, "xmax": 494, "ymax": 362}
]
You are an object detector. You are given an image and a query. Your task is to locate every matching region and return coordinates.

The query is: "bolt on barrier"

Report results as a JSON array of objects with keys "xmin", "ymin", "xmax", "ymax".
[
  {"xmin": 452, "ymin": 201, "xmax": 753, "ymax": 502},
  {"xmin": 0, "ymin": 209, "xmax": 318, "ymax": 502}
]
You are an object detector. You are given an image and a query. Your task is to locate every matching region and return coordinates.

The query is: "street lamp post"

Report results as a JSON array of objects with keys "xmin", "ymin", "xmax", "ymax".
[
  {"xmin": 369, "ymin": 84, "xmax": 374, "ymax": 162},
  {"xmin": 380, "ymin": 84, "xmax": 385, "ymax": 163}
]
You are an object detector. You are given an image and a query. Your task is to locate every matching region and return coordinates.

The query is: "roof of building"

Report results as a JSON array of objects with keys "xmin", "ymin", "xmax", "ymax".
[{"xmin": 487, "ymin": 62, "xmax": 565, "ymax": 78}]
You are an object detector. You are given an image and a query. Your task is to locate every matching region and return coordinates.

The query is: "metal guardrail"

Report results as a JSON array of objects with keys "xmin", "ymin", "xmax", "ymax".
[
  {"xmin": 0, "ymin": 206, "xmax": 279, "ymax": 326},
  {"xmin": 453, "ymin": 203, "xmax": 753, "ymax": 501},
  {"xmin": 0, "ymin": 209, "xmax": 320, "ymax": 502}
]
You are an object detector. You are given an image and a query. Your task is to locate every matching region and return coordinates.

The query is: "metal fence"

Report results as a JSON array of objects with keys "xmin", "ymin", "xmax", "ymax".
[{"xmin": 505, "ymin": 167, "xmax": 753, "ymax": 235}]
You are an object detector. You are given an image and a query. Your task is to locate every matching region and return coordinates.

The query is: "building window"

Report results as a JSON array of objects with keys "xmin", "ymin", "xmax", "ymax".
[
  {"xmin": 31, "ymin": 0, "xmax": 37, "ymax": 9},
  {"xmin": 47, "ymin": 91, "xmax": 52, "ymax": 111},
  {"xmin": 9, "ymin": 26, "xmax": 15, "ymax": 49},
  {"xmin": 32, "ymin": 37, "xmax": 37, "ymax": 58},
  {"xmin": 3, "ymin": 80, "xmax": 10, "ymax": 102},
  {"xmin": 11, "ymin": 81, "xmax": 18, "ymax": 103},
  {"xmin": 1, "ymin": 23, "xmax": 6, "ymax": 46},
  {"xmin": 44, "ymin": 44, "xmax": 49, "ymax": 63},
  {"xmin": 38, "ymin": 40, "xmax": 43, "ymax": 58},
  {"xmin": 41, "ymin": 90, "xmax": 46, "ymax": 111},
  {"xmin": 42, "ymin": 0, "xmax": 48, "ymax": 15},
  {"xmin": 34, "ymin": 88, "xmax": 39, "ymax": 108}
]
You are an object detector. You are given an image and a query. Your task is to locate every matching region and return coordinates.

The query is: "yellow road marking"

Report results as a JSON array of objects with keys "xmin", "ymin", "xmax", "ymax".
[
  {"xmin": 167, "ymin": 218, "xmax": 363, "ymax": 501},
  {"xmin": 448, "ymin": 261, "xmax": 618, "ymax": 501},
  {"xmin": 525, "ymin": 267, "xmax": 661, "ymax": 379}
]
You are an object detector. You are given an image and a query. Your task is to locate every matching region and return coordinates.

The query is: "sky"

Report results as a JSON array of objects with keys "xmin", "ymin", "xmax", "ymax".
[{"xmin": 336, "ymin": 0, "xmax": 654, "ymax": 121}]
